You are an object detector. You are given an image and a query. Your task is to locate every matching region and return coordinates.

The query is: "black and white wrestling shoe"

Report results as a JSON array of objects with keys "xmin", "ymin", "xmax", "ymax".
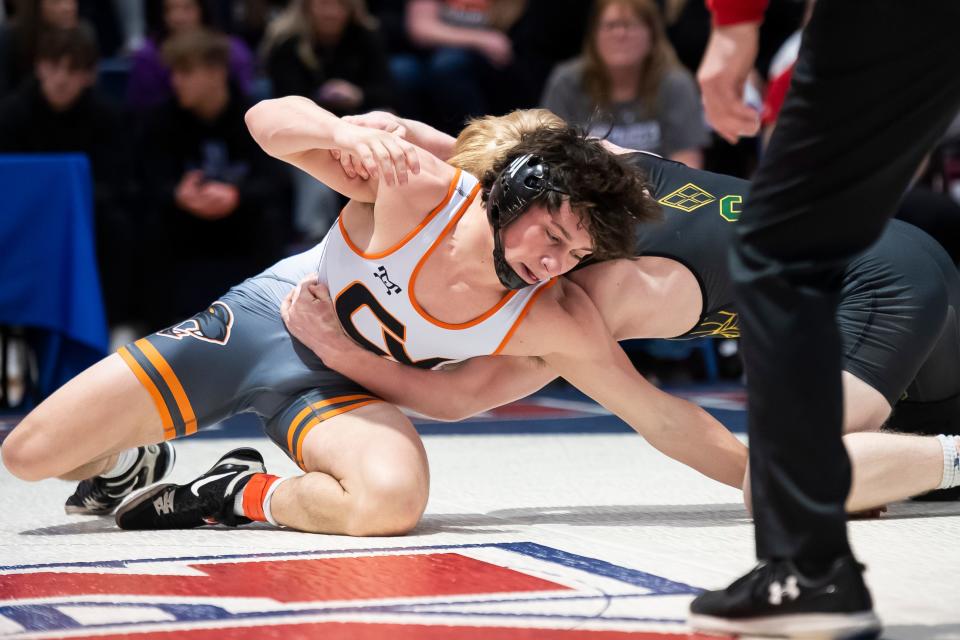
[
  {"xmin": 65, "ymin": 443, "xmax": 176, "ymax": 515},
  {"xmin": 115, "ymin": 447, "xmax": 264, "ymax": 529}
]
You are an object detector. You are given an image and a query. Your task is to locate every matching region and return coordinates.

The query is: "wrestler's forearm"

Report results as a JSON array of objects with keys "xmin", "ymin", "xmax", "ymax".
[
  {"xmin": 332, "ymin": 349, "xmax": 462, "ymax": 418},
  {"xmin": 245, "ymin": 96, "xmax": 344, "ymax": 158},
  {"xmin": 398, "ymin": 117, "xmax": 456, "ymax": 161},
  {"xmin": 325, "ymin": 346, "xmax": 554, "ymax": 421},
  {"xmin": 545, "ymin": 345, "xmax": 747, "ymax": 489}
]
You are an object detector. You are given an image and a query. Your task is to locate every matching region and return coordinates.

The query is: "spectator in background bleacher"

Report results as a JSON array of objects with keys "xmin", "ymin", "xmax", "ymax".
[
  {"xmin": 261, "ymin": 0, "xmax": 393, "ymax": 241},
  {"xmin": 541, "ymin": 0, "xmax": 708, "ymax": 169},
  {"xmin": 400, "ymin": 0, "xmax": 526, "ymax": 135},
  {"xmin": 138, "ymin": 28, "xmax": 289, "ymax": 327},
  {"xmin": 127, "ymin": 0, "xmax": 253, "ymax": 111},
  {"xmin": 0, "ymin": 0, "xmax": 93, "ymax": 97},
  {"xmin": 262, "ymin": 0, "xmax": 392, "ymax": 116},
  {"xmin": 0, "ymin": 26, "xmax": 138, "ymax": 332}
]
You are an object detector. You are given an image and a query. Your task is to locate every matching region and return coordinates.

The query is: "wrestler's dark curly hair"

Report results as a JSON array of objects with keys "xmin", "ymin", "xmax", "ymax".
[{"xmin": 479, "ymin": 125, "xmax": 659, "ymax": 261}]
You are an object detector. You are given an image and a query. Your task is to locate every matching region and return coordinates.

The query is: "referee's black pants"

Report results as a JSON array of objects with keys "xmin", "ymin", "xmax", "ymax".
[{"xmin": 731, "ymin": 0, "xmax": 960, "ymax": 563}]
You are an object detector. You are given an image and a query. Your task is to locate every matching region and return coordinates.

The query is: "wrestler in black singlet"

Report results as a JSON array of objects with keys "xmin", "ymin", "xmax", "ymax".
[{"xmin": 622, "ymin": 152, "xmax": 960, "ymax": 435}]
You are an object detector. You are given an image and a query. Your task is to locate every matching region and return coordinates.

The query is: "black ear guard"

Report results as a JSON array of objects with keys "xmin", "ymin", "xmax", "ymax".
[{"xmin": 487, "ymin": 154, "xmax": 568, "ymax": 289}]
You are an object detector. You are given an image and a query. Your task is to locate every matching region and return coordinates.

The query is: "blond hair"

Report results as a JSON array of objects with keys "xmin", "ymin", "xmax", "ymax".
[{"xmin": 449, "ymin": 109, "xmax": 566, "ymax": 176}]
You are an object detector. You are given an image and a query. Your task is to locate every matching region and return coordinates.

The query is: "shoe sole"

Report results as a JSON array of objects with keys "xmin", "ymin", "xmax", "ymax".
[
  {"xmin": 689, "ymin": 611, "xmax": 882, "ymax": 639},
  {"xmin": 114, "ymin": 448, "xmax": 265, "ymax": 529},
  {"xmin": 64, "ymin": 443, "xmax": 179, "ymax": 516},
  {"xmin": 114, "ymin": 483, "xmax": 178, "ymax": 530}
]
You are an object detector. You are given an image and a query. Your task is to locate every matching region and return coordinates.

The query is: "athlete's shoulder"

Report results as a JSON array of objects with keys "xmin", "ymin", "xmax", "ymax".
[
  {"xmin": 501, "ymin": 278, "xmax": 603, "ymax": 358},
  {"xmin": 371, "ymin": 158, "xmax": 464, "ymax": 235}
]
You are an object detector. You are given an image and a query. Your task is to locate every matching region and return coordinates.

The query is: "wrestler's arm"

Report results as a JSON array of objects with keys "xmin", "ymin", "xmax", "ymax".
[
  {"xmin": 245, "ymin": 96, "xmax": 452, "ymax": 202},
  {"xmin": 332, "ymin": 349, "xmax": 554, "ymax": 421},
  {"xmin": 280, "ymin": 279, "xmax": 556, "ymax": 420},
  {"xmin": 340, "ymin": 111, "xmax": 457, "ymax": 162},
  {"xmin": 513, "ymin": 280, "xmax": 747, "ymax": 489}
]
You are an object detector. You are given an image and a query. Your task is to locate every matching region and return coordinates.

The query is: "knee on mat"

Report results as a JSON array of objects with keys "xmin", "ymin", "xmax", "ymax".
[
  {"xmin": 345, "ymin": 472, "xmax": 428, "ymax": 537},
  {"xmin": 1, "ymin": 419, "xmax": 55, "ymax": 481}
]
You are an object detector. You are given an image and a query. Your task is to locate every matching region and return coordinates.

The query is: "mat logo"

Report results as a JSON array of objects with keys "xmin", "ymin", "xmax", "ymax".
[{"xmin": 0, "ymin": 543, "xmax": 704, "ymax": 638}]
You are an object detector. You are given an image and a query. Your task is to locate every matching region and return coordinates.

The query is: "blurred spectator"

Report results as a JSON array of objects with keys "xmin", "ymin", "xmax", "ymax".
[
  {"xmin": 0, "ymin": 0, "xmax": 92, "ymax": 97},
  {"xmin": 262, "ymin": 0, "xmax": 392, "ymax": 115},
  {"xmin": 127, "ymin": 0, "xmax": 253, "ymax": 111},
  {"xmin": 400, "ymin": 0, "xmax": 526, "ymax": 134},
  {"xmin": 138, "ymin": 28, "xmax": 289, "ymax": 327},
  {"xmin": 261, "ymin": 0, "xmax": 393, "ymax": 241},
  {"xmin": 541, "ymin": 0, "xmax": 708, "ymax": 168},
  {"xmin": 0, "ymin": 26, "xmax": 137, "ymax": 328}
]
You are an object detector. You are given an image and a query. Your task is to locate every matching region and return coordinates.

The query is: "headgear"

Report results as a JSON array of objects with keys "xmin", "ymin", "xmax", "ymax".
[{"xmin": 487, "ymin": 154, "xmax": 568, "ymax": 289}]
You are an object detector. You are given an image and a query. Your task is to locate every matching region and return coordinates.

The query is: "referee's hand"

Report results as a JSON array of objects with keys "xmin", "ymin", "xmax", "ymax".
[{"xmin": 697, "ymin": 22, "xmax": 762, "ymax": 144}]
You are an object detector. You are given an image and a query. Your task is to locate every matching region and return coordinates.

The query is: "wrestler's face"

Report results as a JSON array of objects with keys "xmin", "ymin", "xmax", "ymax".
[
  {"xmin": 36, "ymin": 57, "xmax": 93, "ymax": 111},
  {"xmin": 500, "ymin": 199, "xmax": 594, "ymax": 285},
  {"xmin": 595, "ymin": 3, "xmax": 651, "ymax": 69}
]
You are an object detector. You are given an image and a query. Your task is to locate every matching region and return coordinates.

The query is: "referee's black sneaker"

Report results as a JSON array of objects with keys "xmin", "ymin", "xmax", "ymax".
[
  {"xmin": 115, "ymin": 448, "xmax": 264, "ymax": 529},
  {"xmin": 689, "ymin": 555, "xmax": 881, "ymax": 639}
]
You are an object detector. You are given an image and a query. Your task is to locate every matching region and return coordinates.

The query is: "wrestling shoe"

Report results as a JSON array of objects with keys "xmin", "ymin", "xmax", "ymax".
[
  {"xmin": 689, "ymin": 555, "xmax": 881, "ymax": 639},
  {"xmin": 115, "ymin": 447, "xmax": 264, "ymax": 529},
  {"xmin": 65, "ymin": 443, "xmax": 176, "ymax": 515}
]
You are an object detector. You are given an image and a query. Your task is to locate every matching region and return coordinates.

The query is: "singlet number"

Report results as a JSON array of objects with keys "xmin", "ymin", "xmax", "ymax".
[{"xmin": 335, "ymin": 282, "xmax": 451, "ymax": 370}]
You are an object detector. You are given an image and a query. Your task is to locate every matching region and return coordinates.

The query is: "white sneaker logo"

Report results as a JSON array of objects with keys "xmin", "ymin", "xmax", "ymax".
[
  {"xmin": 768, "ymin": 575, "xmax": 800, "ymax": 606},
  {"xmin": 190, "ymin": 472, "xmax": 234, "ymax": 497},
  {"xmin": 153, "ymin": 490, "xmax": 175, "ymax": 515}
]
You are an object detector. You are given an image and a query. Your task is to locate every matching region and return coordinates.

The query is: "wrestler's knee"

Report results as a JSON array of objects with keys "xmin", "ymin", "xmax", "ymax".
[
  {"xmin": 1, "ymin": 416, "xmax": 55, "ymax": 481},
  {"xmin": 345, "ymin": 467, "xmax": 429, "ymax": 537}
]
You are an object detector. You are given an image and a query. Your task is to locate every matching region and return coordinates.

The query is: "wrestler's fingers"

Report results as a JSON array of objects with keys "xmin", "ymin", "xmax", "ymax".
[
  {"xmin": 280, "ymin": 290, "xmax": 293, "ymax": 321},
  {"xmin": 307, "ymin": 282, "xmax": 331, "ymax": 300},
  {"xmin": 357, "ymin": 143, "xmax": 379, "ymax": 181},
  {"xmin": 382, "ymin": 138, "xmax": 409, "ymax": 185},
  {"xmin": 371, "ymin": 141, "xmax": 394, "ymax": 186},
  {"xmin": 400, "ymin": 139, "xmax": 420, "ymax": 175}
]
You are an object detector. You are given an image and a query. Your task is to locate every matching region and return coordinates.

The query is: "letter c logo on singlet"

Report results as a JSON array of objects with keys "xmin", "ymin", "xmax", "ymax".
[{"xmin": 335, "ymin": 282, "xmax": 451, "ymax": 370}]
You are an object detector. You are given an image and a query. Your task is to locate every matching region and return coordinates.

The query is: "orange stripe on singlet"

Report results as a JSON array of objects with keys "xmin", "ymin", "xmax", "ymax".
[
  {"xmin": 294, "ymin": 399, "xmax": 381, "ymax": 468},
  {"xmin": 134, "ymin": 339, "xmax": 198, "ymax": 436},
  {"xmin": 407, "ymin": 182, "xmax": 514, "ymax": 330},
  {"xmin": 285, "ymin": 394, "xmax": 377, "ymax": 455},
  {"xmin": 118, "ymin": 346, "xmax": 177, "ymax": 440},
  {"xmin": 338, "ymin": 169, "xmax": 462, "ymax": 259}
]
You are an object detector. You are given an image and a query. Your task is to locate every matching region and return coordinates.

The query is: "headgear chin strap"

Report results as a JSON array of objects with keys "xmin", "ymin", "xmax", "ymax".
[{"xmin": 487, "ymin": 154, "xmax": 567, "ymax": 289}]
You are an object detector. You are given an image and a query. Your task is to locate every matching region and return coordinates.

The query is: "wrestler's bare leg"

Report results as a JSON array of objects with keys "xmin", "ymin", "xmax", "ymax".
[
  {"xmin": 744, "ymin": 371, "xmax": 952, "ymax": 513},
  {"xmin": 1, "ymin": 353, "xmax": 165, "ymax": 482},
  {"xmin": 269, "ymin": 401, "xmax": 429, "ymax": 536}
]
